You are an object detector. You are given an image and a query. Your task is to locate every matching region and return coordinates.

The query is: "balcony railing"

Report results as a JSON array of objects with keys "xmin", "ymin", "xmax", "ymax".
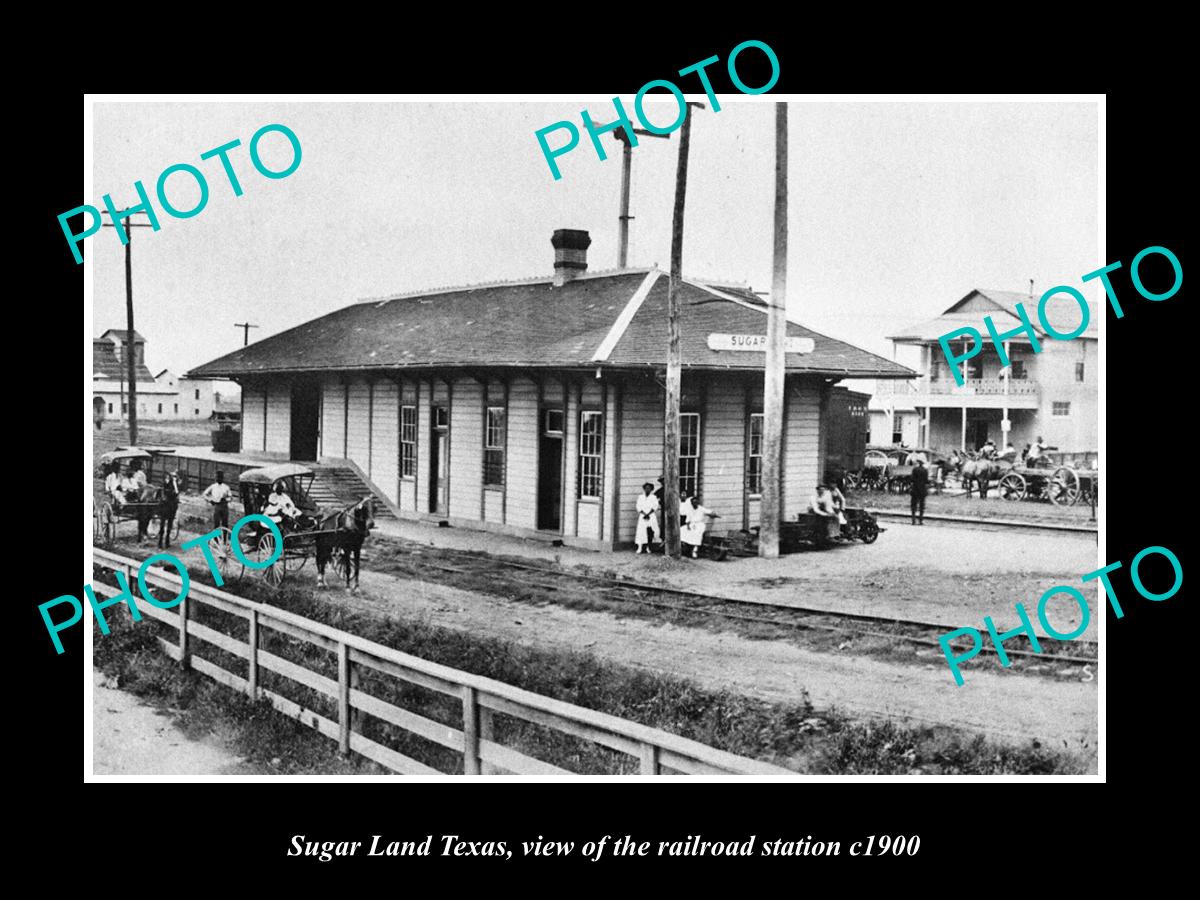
[{"xmin": 878, "ymin": 377, "xmax": 1039, "ymax": 397}]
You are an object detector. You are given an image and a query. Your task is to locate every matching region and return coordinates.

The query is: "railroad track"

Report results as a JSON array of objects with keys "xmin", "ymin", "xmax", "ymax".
[{"xmin": 372, "ymin": 540, "xmax": 1098, "ymax": 667}]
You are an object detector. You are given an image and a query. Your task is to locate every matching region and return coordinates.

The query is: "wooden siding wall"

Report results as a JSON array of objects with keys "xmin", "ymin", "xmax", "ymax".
[
  {"xmin": 703, "ymin": 378, "xmax": 751, "ymax": 528},
  {"xmin": 345, "ymin": 381, "xmax": 371, "ymax": 470},
  {"xmin": 617, "ymin": 381, "xmax": 663, "ymax": 545},
  {"xmin": 265, "ymin": 383, "xmax": 291, "ymax": 454},
  {"xmin": 371, "ymin": 380, "xmax": 399, "ymax": 505},
  {"xmin": 505, "ymin": 378, "xmax": 538, "ymax": 530},
  {"xmin": 243, "ymin": 384, "xmax": 267, "ymax": 453},
  {"xmin": 450, "ymin": 379, "xmax": 483, "ymax": 521},
  {"xmin": 784, "ymin": 379, "xmax": 822, "ymax": 516},
  {"xmin": 321, "ymin": 380, "xmax": 345, "ymax": 458},
  {"xmin": 415, "ymin": 380, "xmax": 432, "ymax": 513}
]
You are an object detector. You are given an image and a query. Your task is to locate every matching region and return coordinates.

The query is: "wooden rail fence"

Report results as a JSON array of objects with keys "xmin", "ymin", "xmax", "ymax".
[{"xmin": 92, "ymin": 548, "xmax": 792, "ymax": 777}]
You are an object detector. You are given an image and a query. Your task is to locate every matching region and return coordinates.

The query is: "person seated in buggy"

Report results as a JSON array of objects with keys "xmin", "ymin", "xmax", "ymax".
[
  {"xmin": 112, "ymin": 465, "xmax": 141, "ymax": 508},
  {"xmin": 264, "ymin": 480, "xmax": 305, "ymax": 531}
]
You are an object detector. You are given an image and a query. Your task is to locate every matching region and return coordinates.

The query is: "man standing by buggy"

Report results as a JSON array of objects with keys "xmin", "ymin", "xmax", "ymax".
[
  {"xmin": 202, "ymin": 470, "xmax": 231, "ymax": 530},
  {"xmin": 910, "ymin": 457, "xmax": 929, "ymax": 526}
]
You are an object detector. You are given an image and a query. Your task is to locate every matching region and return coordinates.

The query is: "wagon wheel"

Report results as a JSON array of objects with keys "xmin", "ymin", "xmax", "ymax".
[
  {"xmin": 330, "ymin": 544, "xmax": 347, "ymax": 579},
  {"xmin": 208, "ymin": 526, "xmax": 239, "ymax": 582},
  {"xmin": 1049, "ymin": 466, "xmax": 1081, "ymax": 507},
  {"xmin": 255, "ymin": 532, "xmax": 286, "ymax": 588},
  {"xmin": 859, "ymin": 520, "xmax": 880, "ymax": 544},
  {"xmin": 99, "ymin": 501, "xmax": 116, "ymax": 547},
  {"xmin": 998, "ymin": 472, "xmax": 1027, "ymax": 501}
]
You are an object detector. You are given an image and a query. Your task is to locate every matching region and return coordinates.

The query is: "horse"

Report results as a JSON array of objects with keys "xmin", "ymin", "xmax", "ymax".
[
  {"xmin": 960, "ymin": 451, "xmax": 1006, "ymax": 499},
  {"xmin": 315, "ymin": 497, "xmax": 376, "ymax": 593},
  {"xmin": 156, "ymin": 472, "xmax": 182, "ymax": 549}
]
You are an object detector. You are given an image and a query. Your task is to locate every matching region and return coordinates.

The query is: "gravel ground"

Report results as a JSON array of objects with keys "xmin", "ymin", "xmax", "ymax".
[
  {"xmin": 844, "ymin": 488, "xmax": 1097, "ymax": 524},
  {"xmin": 92, "ymin": 670, "xmax": 264, "ymax": 776},
  {"xmin": 370, "ymin": 517, "xmax": 1102, "ymax": 641}
]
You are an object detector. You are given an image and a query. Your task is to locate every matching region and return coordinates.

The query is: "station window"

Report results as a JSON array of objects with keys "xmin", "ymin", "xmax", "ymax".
[
  {"xmin": 892, "ymin": 413, "xmax": 903, "ymax": 445},
  {"xmin": 400, "ymin": 405, "xmax": 416, "ymax": 478},
  {"xmin": 747, "ymin": 413, "xmax": 764, "ymax": 495},
  {"xmin": 579, "ymin": 411, "xmax": 603, "ymax": 498},
  {"xmin": 194, "ymin": 388, "xmax": 200, "ymax": 400},
  {"xmin": 484, "ymin": 407, "xmax": 505, "ymax": 486},
  {"xmin": 1052, "ymin": 401, "xmax": 1071, "ymax": 417},
  {"xmin": 544, "ymin": 409, "xmax": 564, "ymax": 434},
  {"xmin": 157, "ymin": 403, "xmax": 162, "ymax": 414},
  {"xmin": 107, "ymin": 403, "xmax": 113, "ymax": 413},
  {"xmin": 680, "ymin": 412, "xmax": 701, "ymax": 499}
]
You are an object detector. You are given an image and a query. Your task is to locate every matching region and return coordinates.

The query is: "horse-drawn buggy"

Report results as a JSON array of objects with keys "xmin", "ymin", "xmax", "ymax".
[
  {"xmin": 207, "ymin": 463, "xmax": 375, "ymax": 589},
  {"xmin": 996, "ymin": 451, "xmax": 1098, "ymax": 506},
  {"xmin": 94, "ymin": 448, "xmax": 183, "ymax": 547}
]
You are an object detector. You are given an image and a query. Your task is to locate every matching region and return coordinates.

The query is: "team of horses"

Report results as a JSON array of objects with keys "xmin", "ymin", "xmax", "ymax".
[{"xmin": 947, "ymin": 450, "xmax": 1009, "ymax": 499}]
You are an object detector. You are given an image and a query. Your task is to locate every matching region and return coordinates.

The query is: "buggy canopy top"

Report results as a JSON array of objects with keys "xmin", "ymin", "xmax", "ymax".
[
  {"xmin": 239, "ymin": 463, "xmax": 314, "ymax": 484},
  {"xmin": 99, "ymin": 448, "xmax": 153, "ymax": 467}
]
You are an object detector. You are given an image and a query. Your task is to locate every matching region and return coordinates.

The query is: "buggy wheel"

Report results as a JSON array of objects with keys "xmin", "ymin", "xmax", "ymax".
[
  {"xmin": 1049, "ymin": 467, "xmax": 1081, "ymax": 507},
  {"xmin": 860, "ymin": 521, "xmax": 880, "ymax": 544},
  {"xmin": 256, "ymin": 533, "xmax": 286, "ymax": 587},
  {"xmin": 331, "ymin": 548, "xmax": 347, "ymax": 579},
  {"xmin": 100, "ymin": 501, "xmax": 116, "ymax": 547},
  {"xmin": 209, "ymin": 527, "xmax": 239, "ymax": 582},
  {"xmin": 999, "ymin": 473, "xmax": 1027, "ymax": 501}
]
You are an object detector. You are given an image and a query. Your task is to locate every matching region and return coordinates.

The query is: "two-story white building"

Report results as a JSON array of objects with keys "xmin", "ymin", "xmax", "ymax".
[{"xmin": 871, "ymin": 289, "xmax": 1097, "ymax": 453}]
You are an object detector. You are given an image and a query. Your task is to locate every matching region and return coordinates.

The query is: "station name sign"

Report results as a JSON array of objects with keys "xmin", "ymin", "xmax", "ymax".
[{"xmin": 707, "ymin": 333, "xmax": 815, "ymax": 354}]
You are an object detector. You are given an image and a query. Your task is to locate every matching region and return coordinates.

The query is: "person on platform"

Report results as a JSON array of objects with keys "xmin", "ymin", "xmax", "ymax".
[
  {"xmin": 202, "ymin": 470, "xmax": 232, "ymax": 530},
  {"xmin": 679, "ymin": 492, "xmax": 717, "ymax": 559},
  {"xmin": 635, "ymin": 482, "xmax": 661, "ymax": 554},
  {"xmin": 910, "ymin": 457, "xmax": 930, "ymax": 526},
  {"xmin": 807, "ymin": 484, "xmax": 842, "ymax": 541}
]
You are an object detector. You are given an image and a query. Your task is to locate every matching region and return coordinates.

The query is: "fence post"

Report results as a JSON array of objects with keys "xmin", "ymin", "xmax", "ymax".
[
  {"xmin": 639, "ymin": 743, "xmax": 660, "ymax": 775},
  {"xmin": 462, "ymin": 686, "xmax": 481, "ymax": 775},
  {"xmin": 480, "ymin": 706, "xmax": 496, "ymax": 775},
  {"xmin": 350, "ymin": 661, "xmax": 363, "ymax": 732},
  {"xmin": 338, "ymin": 642, "xmax": 351, "ymax": 756},
  {"xmin": 178, "ymin": 590, "xmax": 190, "ymax": 670},
  {"xmin": 247, "ymin": 609, "xmax": 259, "ymax": 700}
]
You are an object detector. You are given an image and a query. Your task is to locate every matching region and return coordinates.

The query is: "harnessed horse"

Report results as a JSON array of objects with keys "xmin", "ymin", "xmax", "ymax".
[
  {"xmin": 156, "ymin": 472, "xmax": 182, "ymax": 548},
  {"xmin": 314, "ymin": 497, "xmax": 376, "ymax": 593},
  {"xmin": 959, "ymin": 451, "xmax": 1006, "ymax": 499}
]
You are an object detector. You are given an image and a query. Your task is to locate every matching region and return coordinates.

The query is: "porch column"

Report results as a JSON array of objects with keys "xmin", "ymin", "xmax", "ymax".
[
  {"xmin": 1001, "ymin": 339, "xmax": 1011, "ymax": 447},
  {"xmin": 960, "ymin": 406, "xmax": 967, "ymax": 452}
]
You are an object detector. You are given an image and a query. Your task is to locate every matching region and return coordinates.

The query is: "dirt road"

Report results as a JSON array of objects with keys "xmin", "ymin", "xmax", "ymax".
[
  {"xmin": 92, "ymin": 671, "xmax": 264, "ymax": 776},
  {"xmin": 335, "ymin": 567, "xmax": 1097, "ymax": 763}
]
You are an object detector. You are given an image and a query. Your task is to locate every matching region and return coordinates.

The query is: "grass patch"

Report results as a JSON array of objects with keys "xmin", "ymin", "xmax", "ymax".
[{"xmin": 92, "ymin": 563, "xmax": 1090, "ymax": 775}]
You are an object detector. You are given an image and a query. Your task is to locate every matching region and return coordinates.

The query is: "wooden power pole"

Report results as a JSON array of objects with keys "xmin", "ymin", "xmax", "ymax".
[
  {"xmin": 101, "ymin": 209, "xmax": 154, "ymax": 446},
  {"xmin": 613, "ymin": 127, "xmax": 670, "ymax": 268},
  {"xmin": 235, "ymin": 322, "xmax": 260, "ymax": 346},
  {"xmin": 663, "ymin": 102, "xmax": 703, "ymax": 560},
  {"xmin": 759, "ymin": 102, "xmax": 789, "ymax": 559}
]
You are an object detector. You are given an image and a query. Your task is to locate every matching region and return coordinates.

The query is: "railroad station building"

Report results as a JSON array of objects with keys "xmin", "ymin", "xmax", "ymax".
[
  {"xmin": 871, "ymin": 289, "xmax": 1098, "ymax": 454},
  {"xmin": 189, "ymin": 229, "xmax": 912, "ymax": 549}
]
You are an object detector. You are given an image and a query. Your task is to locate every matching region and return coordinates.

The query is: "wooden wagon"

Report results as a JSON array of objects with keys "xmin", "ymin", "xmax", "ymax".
[
  {"xmin": 996, "ymin": 451, "xmax": 1098, "ymax": 506},
  {"xmin": 94, "ymin": 448, "xmax": 181, "ymax": 546}
]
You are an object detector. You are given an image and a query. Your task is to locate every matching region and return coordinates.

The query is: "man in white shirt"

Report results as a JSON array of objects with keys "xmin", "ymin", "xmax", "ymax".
[
  {"xmin": 104, "ymin": 463, "xmax": 120, "ymax": 500},
  {"xmin": 807, "ymin": 484, "xmax": 842, "ymax": 541},
  {"xmin": 634, "ymin": 482, "xmax": 660, "ymax": 554},
  {"xmin": 202, "ymin": 470, "xmax": 232, "ymax": 529}
]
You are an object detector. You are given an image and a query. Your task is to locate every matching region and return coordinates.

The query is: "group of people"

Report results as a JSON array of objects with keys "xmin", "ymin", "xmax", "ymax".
[
  {"xmin": 977, "ymin": 435, "xmax": 1050, "ymax": 464},
  {"xmin": 634, "ymin": 478, "xmax": 718, "ymax": 559},
  {"xmin": 102, "ymin": 459, "xmax": 182, "ymax": 548}
]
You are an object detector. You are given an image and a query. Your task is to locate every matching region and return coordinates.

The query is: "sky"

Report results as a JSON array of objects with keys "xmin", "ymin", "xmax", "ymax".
[{"xmin": 90, "ymin": 99, "xmax": 1098, "ymax": 378}]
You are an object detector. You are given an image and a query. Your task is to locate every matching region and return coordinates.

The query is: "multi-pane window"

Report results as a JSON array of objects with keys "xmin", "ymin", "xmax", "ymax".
[
  {"xmin": 892, "ymin": 413, "xmax": 903, "ymax": 445},
  {"xmin": 1052, "ymin": 401, "xmax": 1071, "ymax": 417},
  {"xmin": 680, "ymin": 413, "xmax": 700, "ymax": 498},
  {"xmin": 1075, "ymin": 361, "xmax": 1085, "ymax": 382},
  {"xmin": 579, "ymin": 411, "xmax": 603, "ymax": 498},
  {"xmin": 484, "ymin": 407, "xmax": 505, "ymax": 486},
  {"xmin": 747, "ymin": 413, "xmax": 764, "ymax": 495},
  {"xmin": 400, "ymin": 405, "xmax": 416, "ymax": 478}
]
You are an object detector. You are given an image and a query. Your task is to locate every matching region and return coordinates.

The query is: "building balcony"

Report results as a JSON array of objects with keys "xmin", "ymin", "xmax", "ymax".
[{"xmin": 877, "ymin": 377, "xmax": 1039, "ymax": 409}]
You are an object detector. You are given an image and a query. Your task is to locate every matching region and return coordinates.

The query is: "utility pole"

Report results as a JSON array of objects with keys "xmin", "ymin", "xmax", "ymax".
[
  {"xmin": 234, "ymin": 322, "xmax": 260, "ymax": 346},
  {"xmin": 760, "ymin": 102, "xmax": 789, "ymax": 559},
  {"xmin": 663, "ymin": 102, "xmax": 704, "ymax": 560},
  {"xmin": 613, "ymin": 127, "xmax": 670, "ymax": 268},
  {"xmin": 100, "ymin": 209, "xmax": 154, "ymax": 445}
]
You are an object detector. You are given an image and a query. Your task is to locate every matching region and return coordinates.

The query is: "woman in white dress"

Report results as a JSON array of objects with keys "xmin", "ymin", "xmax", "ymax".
[
  {"xmin": 634, "ymin": 482, "xmax": 660, "ymax": 553},
  {"xmin": 679, "ymin": 492, "xmax": 717, "ymax": 559}
]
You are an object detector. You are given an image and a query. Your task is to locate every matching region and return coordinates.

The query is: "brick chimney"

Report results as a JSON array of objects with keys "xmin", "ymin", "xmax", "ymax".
[{"xmin": 551, "ymin": 229, "xmax": 591, "ymax": 286}]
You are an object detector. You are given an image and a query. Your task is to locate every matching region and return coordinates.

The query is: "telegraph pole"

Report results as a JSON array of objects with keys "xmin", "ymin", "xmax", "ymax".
[
  {"xmin": 663, "ymin": 102, "xmax": 704, "ymax": 560},
  {"xmin": 100, "ymin": 209, "xmax": 154, "ymax": 446},
  {"xmin": 760, "ymin": 102, "xmax": 789, "ymax": 559},
  {"xmin": 234, "ymin": 322, "xmax": 260, "ymax": 346},
  {"xmin": 613, "ymin": 127, "xmax": 670, "ymax": 268}
]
